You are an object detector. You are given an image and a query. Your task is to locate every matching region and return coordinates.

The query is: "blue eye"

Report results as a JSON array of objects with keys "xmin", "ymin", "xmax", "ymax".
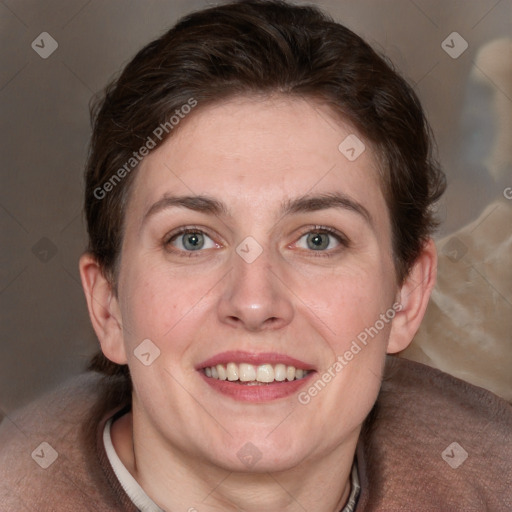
[
  {"xmin": 306, "ymin": 233, "xmax": 330, "ymax": 250},
  {"xmin": 296, "ymin": 229, "xmax": 345, "ymax": 252},
  {"xmin": 168, "ymin": 230, "xmax": 217, "ymax": 251}
]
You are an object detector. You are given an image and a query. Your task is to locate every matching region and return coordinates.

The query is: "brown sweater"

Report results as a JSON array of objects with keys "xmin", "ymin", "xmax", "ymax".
[{"xmin": 0, "ymin": 356, "xmax": 511, "ymax": 511}]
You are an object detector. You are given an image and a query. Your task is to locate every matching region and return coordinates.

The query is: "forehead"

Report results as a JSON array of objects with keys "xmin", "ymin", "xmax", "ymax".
[{"xmin": 129, "ymin": 96, "xmax": 388, "ymax": 226}]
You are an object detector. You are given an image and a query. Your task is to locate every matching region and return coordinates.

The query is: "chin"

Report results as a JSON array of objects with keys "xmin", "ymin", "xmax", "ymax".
[{"xmin": 201, "ymin": 429, "xmax": 310, "ymax": 473}]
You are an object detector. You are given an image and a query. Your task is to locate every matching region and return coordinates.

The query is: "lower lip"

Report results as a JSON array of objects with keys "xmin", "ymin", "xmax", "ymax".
[{"xmin": 199, "ymin": 371, "xmax": 315, "ymax": 402}]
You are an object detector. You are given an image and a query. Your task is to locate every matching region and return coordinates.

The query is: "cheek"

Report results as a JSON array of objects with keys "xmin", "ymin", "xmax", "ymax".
[
  {"xmin": 289, "ymin": 259, "xmax": 396, "ymax": 343},
  {"xmin": 118, "ymin": 261, "xmax": 217, "ymax": 348}
]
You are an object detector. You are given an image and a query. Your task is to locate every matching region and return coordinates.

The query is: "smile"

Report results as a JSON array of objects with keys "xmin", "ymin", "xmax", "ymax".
[
  {"xmin": 203, "ymin": 363, "xmax": 312, "ymax": 384},
  {"xmin": 197, "ymin": 351, "xmax": 315, "ymax": 401}
]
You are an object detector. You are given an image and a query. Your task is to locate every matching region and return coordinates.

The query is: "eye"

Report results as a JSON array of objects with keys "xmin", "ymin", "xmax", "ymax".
[
  {"xmin": 167, "ymin": 229, "xmax": 217, "ymax": 252},
  {"xmin": 303, "ymin": 232, "xmax": 332, "ymax": 251},
  {"xmin": 295, "ymin": 227, "xmax": 347, "ymax": 252}
]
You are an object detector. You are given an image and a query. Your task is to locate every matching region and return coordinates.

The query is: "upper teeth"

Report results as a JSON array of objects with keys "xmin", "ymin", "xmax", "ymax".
[{"xmin": 204, "ymin": 363, "xmax": 309, "ymax": 383}]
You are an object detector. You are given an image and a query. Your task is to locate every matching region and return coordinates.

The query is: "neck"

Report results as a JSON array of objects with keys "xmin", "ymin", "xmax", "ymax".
[{"xmin": 111, "ymin": 411, "xmax": 358, "ymax": 512}]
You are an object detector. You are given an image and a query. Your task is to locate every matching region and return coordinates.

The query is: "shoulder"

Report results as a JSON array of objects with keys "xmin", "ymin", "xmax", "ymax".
[
  {"xmin": 0, "ymin": 372, "xmax": 134, "ymax": 511},
  {"xmin": 357, "ymin": 356, "xmax": 512, "ymax": 510}
]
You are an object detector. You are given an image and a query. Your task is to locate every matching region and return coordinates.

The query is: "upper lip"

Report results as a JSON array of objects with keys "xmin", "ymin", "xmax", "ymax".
[{"xmin": 196, "ymin": 351, "xmax": 314, "ymax": 371}]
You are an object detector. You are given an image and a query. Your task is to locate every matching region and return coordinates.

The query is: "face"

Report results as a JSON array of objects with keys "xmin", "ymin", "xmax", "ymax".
[{"xmin": 109, "ymin": 96, "xmax": 402, "ymax": 472}]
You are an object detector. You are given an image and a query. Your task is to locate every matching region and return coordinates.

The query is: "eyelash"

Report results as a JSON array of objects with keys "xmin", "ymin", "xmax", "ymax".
[
  {"xmin": 293, "ymin": 225, "xmax": 350, "ymax": 258},
  {"xmin": 164, "ymin": 226, "xmax": 218, "ymax": 258},
  {"xmin": 164, "ymin": 225, "xmax": 350, "ymax": 257}
]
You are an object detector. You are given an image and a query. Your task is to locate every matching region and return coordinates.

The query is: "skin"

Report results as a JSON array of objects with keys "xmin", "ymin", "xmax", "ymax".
[{"xmin": 80, "ymin": 96, "xmax": 437, "ymax": 512}]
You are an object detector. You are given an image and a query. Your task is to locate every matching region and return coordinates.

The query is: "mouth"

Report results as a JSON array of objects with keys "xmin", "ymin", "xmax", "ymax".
[
  {"xmin": 197, "ymin": 351, "xmax": 315, "ymax": 401},
  {"xmin": 202, "ymin": 362, "xmax": 311, "ymax": 384}
]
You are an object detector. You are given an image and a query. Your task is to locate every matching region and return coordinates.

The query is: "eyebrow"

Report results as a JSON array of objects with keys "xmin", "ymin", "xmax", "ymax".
[
  {"xmin": 142, "ymin": 195, "xmax": 228, "ymax": 226},
  {"xmin": 142, "ymin": 191, "xmax": 372, "ymax": 227},
  {"xmin": 281, "ymin": 192, "xmax": 372, "ymax": 225}
]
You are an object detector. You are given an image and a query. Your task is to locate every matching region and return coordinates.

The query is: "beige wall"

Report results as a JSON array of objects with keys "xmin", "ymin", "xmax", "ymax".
[{"xmin": 1, "ymin": 0, "xmax": 511, "ymax": 414}]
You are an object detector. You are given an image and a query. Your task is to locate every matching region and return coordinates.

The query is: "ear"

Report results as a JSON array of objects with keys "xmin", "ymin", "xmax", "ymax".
[
  {"xmin": 79, "ymin": 253, "xmax": 127, "ymax": 364},
  {"xmin": 387, "ymin": 238, "xmax": 437, "ymax": 354}
]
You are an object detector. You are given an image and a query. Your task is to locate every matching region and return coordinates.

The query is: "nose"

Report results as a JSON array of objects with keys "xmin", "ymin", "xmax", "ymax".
[{"xmin": 217, "ymin": 247, "xmax": 294, "ymax": 332}]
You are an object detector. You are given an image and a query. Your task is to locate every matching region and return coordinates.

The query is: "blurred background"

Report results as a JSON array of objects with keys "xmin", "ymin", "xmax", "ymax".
[{"xmin": 1, "ymin": 0, "xmax": 511, "ymax": 416}]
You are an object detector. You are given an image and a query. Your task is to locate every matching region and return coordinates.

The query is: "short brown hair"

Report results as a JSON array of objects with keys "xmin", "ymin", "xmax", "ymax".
[{"xmin": 84, "ymin": 0, "xmax": 446, "ymax": 376}]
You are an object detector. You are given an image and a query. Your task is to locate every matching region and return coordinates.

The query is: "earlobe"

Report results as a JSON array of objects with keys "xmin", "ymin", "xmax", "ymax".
[
  {"xmin": 387, "ymin": 239, "xmax": 437, "ymax": 354},
  {"xmin": 79, "ymin": 253, "xmax": 127, "ymax": 365}
]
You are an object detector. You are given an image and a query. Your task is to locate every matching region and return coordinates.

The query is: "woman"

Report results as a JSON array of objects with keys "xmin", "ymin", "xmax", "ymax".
[{"xmin": 1, "ymin": 1, "xmax": 510, "ymax": 510}]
